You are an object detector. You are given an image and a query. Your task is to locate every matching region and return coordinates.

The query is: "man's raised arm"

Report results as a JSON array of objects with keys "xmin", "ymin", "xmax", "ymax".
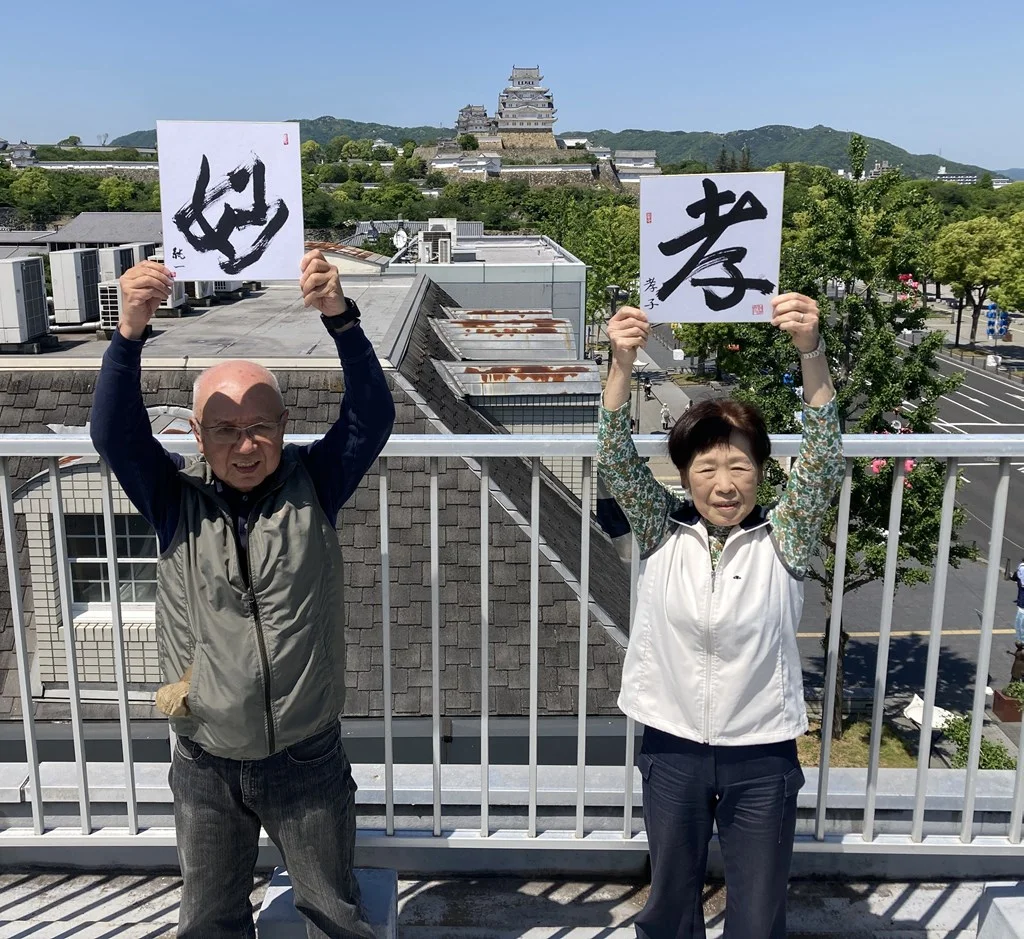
[
  {"xmin": 90, "ymin": 262, "xmax": 184, "ymax": 551},
  {"xmin": 297, "ymin": 250, "xmax": 396, "ymax": 520}
]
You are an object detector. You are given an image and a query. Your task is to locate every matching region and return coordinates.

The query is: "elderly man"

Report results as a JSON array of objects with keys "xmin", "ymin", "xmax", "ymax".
[{"xmin": 90, "ymin": 250, "xmax": 394, "ymax": 939}]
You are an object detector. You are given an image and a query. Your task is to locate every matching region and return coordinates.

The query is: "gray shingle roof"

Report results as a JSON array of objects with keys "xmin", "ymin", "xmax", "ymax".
[{"xmin": 43, "ymin": 212, "xmax": 163, "ymax": 245}]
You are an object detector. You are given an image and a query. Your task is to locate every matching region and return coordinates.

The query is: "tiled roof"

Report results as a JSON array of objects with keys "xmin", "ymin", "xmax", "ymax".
[{"xmin": 42, "ymin": 212, "xmax": 162, "ymax": 245}]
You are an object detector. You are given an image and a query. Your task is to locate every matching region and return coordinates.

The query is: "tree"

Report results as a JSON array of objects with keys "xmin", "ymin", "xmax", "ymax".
[
  {"xmin": 391, "ymin": 156, "xmax": 412, "ymax": 183},
  {"xmin": 371, "ymin": 145, "xmax": 396, "ymax": 162},
  {"xmin": 932, "ymin": 216, "xmax": 1008, "ymax": 344},
  {"xmin": 324, "ymin": 135, "xmax": 351, "ymax": 163},
  {"xmin": 718, "ymin": 139, "xmax": 973, "ymax": 737},
  {"xmin": 301, "ymin": 140, "xmax": 323, "ymax": 170},
  {"xmin": 98, "ymin": 175, "xmax": 137, "ymax": 211},
  {"xmin": 424, "ymin": 170, "xmax": 449, "ymax": 188},
  {"xmin": 714, "ymin": 146, "xmax": 730, "ymax": 172},
  {"xmin": 341, "ymin": 139, "xmax": 373, "ymax": 160},
  {"xmin": 574, "ymin": 204, "xmax": 640, "ymax": 323},
  {"xmin": 738, "ymin": 145, "xmax": 753, "ymax": 172},
  {"xmin": 10, "ymin": 168, "xmax": 55, "ymax": 224},
  {"xmin": 361, "ymin": 229, "xmax": 402, "ymax": 256},
  {"xmin": 458, "ymin": 134, "xmax": 479, "ymax": 151},
  {"xmin": 993, "ymin": 211, "xmax": 1024, "ymax": 313},
  {"xmin": 401, "ymin": 140, "xmax": 416, "ymax": 159},
  {"xmin": 57, "ymin": 135, "xmax": 81, "ymax": 147}
]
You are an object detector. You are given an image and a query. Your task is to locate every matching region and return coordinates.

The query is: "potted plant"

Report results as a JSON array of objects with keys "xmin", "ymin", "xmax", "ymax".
[{"xmin": 993, "ymin": 680, "xmax": 1024, "ymax": 723}]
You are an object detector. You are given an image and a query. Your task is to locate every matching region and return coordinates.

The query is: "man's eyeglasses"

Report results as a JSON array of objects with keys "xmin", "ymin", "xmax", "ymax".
[{"xmin": 199, "ymin": 418, "xmax": 285, "ymax": 446}]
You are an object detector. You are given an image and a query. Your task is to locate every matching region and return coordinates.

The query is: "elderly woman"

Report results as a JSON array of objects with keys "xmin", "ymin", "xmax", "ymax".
[{"xmin": 599, "ymin": 294, "xmax": 844, "ymax": 939}]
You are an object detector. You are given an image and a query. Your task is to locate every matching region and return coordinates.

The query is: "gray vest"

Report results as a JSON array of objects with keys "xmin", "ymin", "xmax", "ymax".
[{"xmin": 156, "ymin": 446, "xmax": 346, "ymax": 759}]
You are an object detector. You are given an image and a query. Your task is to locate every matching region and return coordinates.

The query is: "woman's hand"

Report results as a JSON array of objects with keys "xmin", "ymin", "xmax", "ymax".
[
  {"xmin": 771, "ymin": 293, "xmax": 820, "ymax": 354},
  {"xmin": 607, "ymin": 305, "xmax": 651, "ymax": 368}
]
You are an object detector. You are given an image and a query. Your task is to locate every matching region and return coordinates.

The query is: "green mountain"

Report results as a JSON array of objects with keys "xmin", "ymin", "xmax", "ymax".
[
  {"xmin": 112, "ymin": 119, "xmax": 993, "ymax": 179},
  {"xmin": 562, "ymin": 124, "xmax": 990, "ymax": 178},
  {"xmin": 111, "ymin": 117, "xmax": 454, "ymax": 151},
  {"xmin": 1001, "ymin": 168, "xmax": 1024, "ymax": 181}
]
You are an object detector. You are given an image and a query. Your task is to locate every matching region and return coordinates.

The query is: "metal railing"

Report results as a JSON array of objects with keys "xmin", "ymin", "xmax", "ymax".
[{"xmin": 1, "ymin": 432, "xmax": 1023, "ymax": 863}]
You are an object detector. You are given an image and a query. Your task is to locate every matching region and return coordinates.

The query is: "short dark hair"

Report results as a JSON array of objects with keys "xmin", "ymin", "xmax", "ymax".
[{"xmin": 667, "ymin": 398, "xmax": 771, "ymax": 471}]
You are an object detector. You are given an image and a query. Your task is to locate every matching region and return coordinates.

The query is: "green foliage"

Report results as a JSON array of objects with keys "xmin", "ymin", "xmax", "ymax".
[
  {"xmin": 1004, "ymin": 681, "xmax": 1024, "ymax": 703},
  {"xmin": 57, "ymin": 135, "xmax": 81, "ymax": 146},
  {"xmin": 300, "ymin": 140, "xmax": 323, "ymax": 170},
  {"xmin": 457, "ymin": 134, "xmax": 479, "ymax": 151},
  {"xmin": 360, "ymin": 231, "xmax": 401, "ymax": 256},
  {"xmin": 992, "ymin": 212, "xmax": 1024, "ymax": 313},
  {"xmin": 323, "ymin": 136, "xmax": 351, "ymax": 163},
  {"xmin": 371, "ymin": 145, "xmax": 397, "ymax": 162},
  {"xmin": 932, "ymin": 216, "xmax": 1009, "ymax": 341},
  {"xmin": 943, "ymin": 714, "xmax": 1017, "ymax": 770},
  {"xmin": 98, "ymin": 176, "xmax": 136, "ymax": 211},
  {"xmin": 33, "ymin": 146, "xmax": 155, "ymax": 162},
  {"xmin": 559, "ymin": 123, "xmax": 992, "ymax": 179},
  {"xmin": 424, "ymin": 171, "xmax": 449, "ymax": 188},
  {"xmin": 9, "ymin": 169, "xmax": 55, "ymax": 224}
]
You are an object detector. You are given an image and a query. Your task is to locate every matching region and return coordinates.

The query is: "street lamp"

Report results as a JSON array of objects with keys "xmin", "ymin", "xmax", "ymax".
[{"xmin": 632, "ymin": 361, "xmax": 649, "ymax": 434}]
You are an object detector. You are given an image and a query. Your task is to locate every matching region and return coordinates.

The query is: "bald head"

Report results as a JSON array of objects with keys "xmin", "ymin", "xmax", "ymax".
[
  {"xmin": 189, "ymin": 361, "xmax": 288, "ymax": 491},
  {"xmin": 192, "ymin": 361, "xmax": 283, "ymax": 422}
]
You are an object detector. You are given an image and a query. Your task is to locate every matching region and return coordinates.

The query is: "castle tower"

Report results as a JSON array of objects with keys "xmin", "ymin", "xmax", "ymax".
[
  {"xmin": 456, "ymin": 104, "xmax": 496, "ymax": 138},
  {"xmin": 496, "ymin": 66, "xmax": 557, "ymax": 149}
]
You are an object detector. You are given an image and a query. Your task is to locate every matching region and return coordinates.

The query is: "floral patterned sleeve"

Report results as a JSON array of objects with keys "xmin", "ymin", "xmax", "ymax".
[
  {"xmin": 597, "ymin": 402, "xmax": 684, "ymax": 557},
  {"xmin": 768, "ymin": 397, "xmax": 845, "ymax": 573}
]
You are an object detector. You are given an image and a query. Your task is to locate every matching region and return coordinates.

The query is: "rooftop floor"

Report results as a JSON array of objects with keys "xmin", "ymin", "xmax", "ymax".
[
  {"xmin": 0, "ymin": 279, "xmax": 415, "ymax": 368},
  {"xmin": 0, "ymin": 873, "xmax": 995, "ymax": 937}
]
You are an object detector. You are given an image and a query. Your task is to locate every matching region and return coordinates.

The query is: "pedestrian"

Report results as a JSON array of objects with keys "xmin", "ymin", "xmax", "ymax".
[
  {"xmin": 1012, "ymin": 559, "xmax": 1024, "ymax": 644},
  {"xmin": 598, "ymin": 294, "xmax": 844, "ymax": 938},
  {"xmin": 90, "ymin": 250, "xmax": 395, "ymax": 939},
  {"xmin": 643, "ymin": 377, "xmax": 653, "ymax": 401},
  {"xmin": 661, "ymin": 404, "xmax": 671, "ymax": 431}
]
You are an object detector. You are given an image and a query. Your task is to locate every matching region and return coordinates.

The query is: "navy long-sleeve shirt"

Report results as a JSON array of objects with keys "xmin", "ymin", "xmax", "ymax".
[{"xmin": 91, "ymin": 324, "xmax": 396, "ymax": 554}]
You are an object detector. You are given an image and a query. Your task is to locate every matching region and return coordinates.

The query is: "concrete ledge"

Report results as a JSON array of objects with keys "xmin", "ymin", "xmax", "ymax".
[
  {"xmin": 17, "ymin": 761, "xmax": 1023, "ymax": 813},
  {"xmin": 256, "ymin": 866, "xmax": 397, "ymax": 939},
  {"xmin": 979, "ymin": 881, "xmax": 1024, "ymax": 937}
]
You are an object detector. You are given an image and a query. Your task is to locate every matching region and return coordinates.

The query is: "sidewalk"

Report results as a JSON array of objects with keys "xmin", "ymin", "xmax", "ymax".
[{"xmin": 0, "ymin": 872, "xmax": 996, "ymax": 937}]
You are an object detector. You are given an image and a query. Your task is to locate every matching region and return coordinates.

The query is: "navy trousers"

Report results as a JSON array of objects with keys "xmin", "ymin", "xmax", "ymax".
[{"xmin": 635, "ymin": 727, "xmax": 804, "ymax": 939}]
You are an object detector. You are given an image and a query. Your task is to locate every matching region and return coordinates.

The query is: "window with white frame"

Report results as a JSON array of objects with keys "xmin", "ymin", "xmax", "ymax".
[{"xmin": 65, "ymin": 514, "xmax": 158, "ymax": 604}]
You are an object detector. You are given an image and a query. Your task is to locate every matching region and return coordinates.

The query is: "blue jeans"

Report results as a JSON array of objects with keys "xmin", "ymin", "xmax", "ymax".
[
  {"xmin": 635, "ymin": 728, "xmax": 804, "ymax": 939},
  {"xmin": 169, "ymin": 722, "xmax": 374, "ymax": 939},
  {"xmin": 1015, "ymin": 606, "xmax": 1024, "ymax": 644}
]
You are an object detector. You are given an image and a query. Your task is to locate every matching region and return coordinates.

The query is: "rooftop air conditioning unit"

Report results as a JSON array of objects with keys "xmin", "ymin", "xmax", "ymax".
[
  {"xmin": 123, "ymin": 242, "xmax": 157, "ymax": 265},
  {"xmin": 98, "ymin": 245, "xmax": 135, "ymax": 283},
  {"xmin": 158, "ymin": 279, "xmax": 187, "ymax": 311},
  {"xmin": 51, "ymin": 248, "xmax": 100, "ymax": 324},
  {"xmin": 427, "ymin": 217, "xmax": 459, "ymax": 248},
  {"xmin": 0, "ymin": 257, "xmax": 50, "ymax": 343},
  {"xmin": 98, "ymin": 280, "xmax": 122, "ymax": 332},
  {"xmin": 185, "ymin": 280, "xmax": 215, "ymax": 305}
]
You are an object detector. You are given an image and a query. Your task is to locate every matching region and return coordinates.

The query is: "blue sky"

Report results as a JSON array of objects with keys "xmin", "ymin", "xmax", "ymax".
[{"xmin": 4, "ymin": 0, "xmax": 1021, "ymax": 169}]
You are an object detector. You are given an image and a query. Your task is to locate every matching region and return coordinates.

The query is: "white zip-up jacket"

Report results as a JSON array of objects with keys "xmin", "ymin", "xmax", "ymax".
[{"xmin": 597, "ymin": 400, "xmax": 845, "ymax": 746}]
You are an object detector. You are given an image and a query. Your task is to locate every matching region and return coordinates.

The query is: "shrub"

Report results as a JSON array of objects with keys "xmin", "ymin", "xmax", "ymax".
[{"xmin": 943, "ymin": 714, "xmax": 1017, "ymax": 770}]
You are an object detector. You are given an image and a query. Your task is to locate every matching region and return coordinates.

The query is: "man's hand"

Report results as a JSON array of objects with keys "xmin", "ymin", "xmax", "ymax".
[
  {"xmin": 118, "ymin": 261, "xmax": 173, "ymax": 340},
  {"xmin": 606, "ymin": 305, "xmax": 651, "ymax": 368},
  {"xmin": 771, "ymin": 293, "xmax": 820, "ymax": 353},
  {"xmin": 300, "ymin": 249, "xmax": 346, "ymax": 318}
]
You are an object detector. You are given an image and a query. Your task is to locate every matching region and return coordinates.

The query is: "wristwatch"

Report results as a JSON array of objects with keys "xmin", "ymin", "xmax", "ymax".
[{"xmin": 320, "ymin": 296, "xmax": 361, "ymax": 333}]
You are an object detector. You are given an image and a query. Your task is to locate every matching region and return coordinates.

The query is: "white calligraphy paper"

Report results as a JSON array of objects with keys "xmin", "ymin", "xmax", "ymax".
[
  {"xmin": 157, "ymin": 120, "xmax": 305, "ymax": 281},
  {"xmin": 639, "ymin": 172, "xmax": 784, "ymax": 324}
]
